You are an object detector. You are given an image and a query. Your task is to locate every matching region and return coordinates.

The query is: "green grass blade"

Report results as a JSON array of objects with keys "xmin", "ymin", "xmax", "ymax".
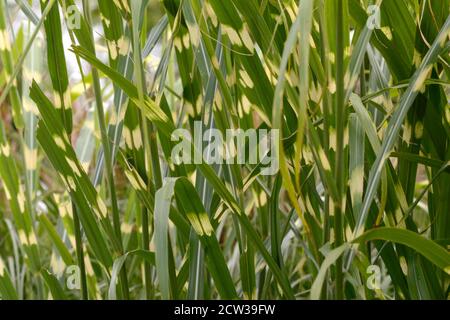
[
  {"xmin": 354, "ymin": 227, "xmax": 450, "ymax": 274},
  {"xmin": 354, "ymin": 17, "xmax": 450, "ymax": 237}
]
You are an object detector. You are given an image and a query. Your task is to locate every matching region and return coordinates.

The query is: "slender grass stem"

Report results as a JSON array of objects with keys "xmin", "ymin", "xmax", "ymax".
[
  {"xmin": 82, "ymin": 0, "xmax": 129, "ymax": 299},
  {"xmin": 318, "ymin": 0, "xmax": 332, "ymax": 245},
  {"xmin": 130, "ymin": 0, "xmax": 161, "ymax": 299},
  {"xmin": 334, "ymin": 0, "xmax": 345, "ymax": 300}
]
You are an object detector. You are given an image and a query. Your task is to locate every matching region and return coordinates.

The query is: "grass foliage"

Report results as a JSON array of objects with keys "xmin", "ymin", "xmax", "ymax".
[{"xmin": 0, "ymin": 0, "xmax": 449, "ymax": 300}]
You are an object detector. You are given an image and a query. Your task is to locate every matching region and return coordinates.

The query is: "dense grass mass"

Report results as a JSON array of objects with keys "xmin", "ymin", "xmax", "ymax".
[{"xmin": 0, "ymin": 0, "xmax": 449, "ymax": 300}]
